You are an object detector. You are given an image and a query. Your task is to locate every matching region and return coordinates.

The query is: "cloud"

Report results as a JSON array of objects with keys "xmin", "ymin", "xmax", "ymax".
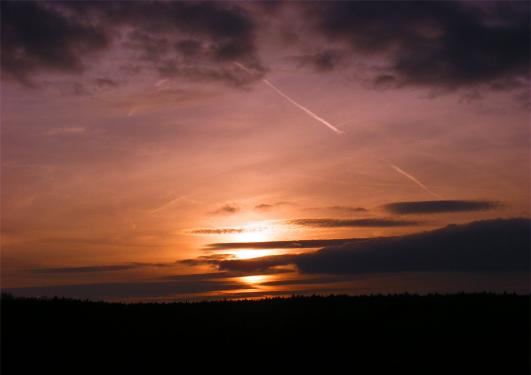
[
  {"xmin": 180, "ymin": 254, "xmax": 236, "ymax": 267},
  {"xmin": 1, "ymin": 1, "xmax": 109, "ymax": 85},
  {"xmin": 205, "ymin": 238, "xmax": 367, "ymax": 251},
  {"xmin": 254, "ymin": 201, "xmax": 294, "ymax": 211},
  {"xmin": 2, "ymin": 278, "xmax": 249, "ymax": 300},
  {"xmin": 302, "ymin": 1, "xmax": 529, "ymax": 91},
  {"xmin": 198, "ymin": 218, "xmax": 530, "ymax": 275},
  {"xmin": 296, "ymin": 218, "xmax": 530, "ymax": 274},
  {"xmin": 190, "ymin": 228, "xmax": 245, "ymax": 235},
  {"xmin": 1, "ymin": 1, "xmax": 262, "ymax": 87},
  {"xmin": 288, "ymin": 218, "xmax": 419, "ymax": 228},
  {"xmin": 5, "ymin": 1, "xmax": 526, "ymax": 93},
  {"xmin": 325, "ymin": 206, "xmax": 368, "ymax": 213},
  {"xmin": 28, "ymin": 262, "xmax": 177, "ymax": 275},
  {"xmin": 210, "ymin": 203, "xmax": 240, "ymax": 215},
  {"xmin": 291, "ymin": 49, "xmax": 345, "ymax": 72},
  {"xmin": 384, "ymin": 200, "xmax": 501, "ymax": 215},
  {"xmin": 189, "ymin": 226, "xmax": 266, "ymax": 235},
  {"xmin": 217, "ymin": 255, "xmax": 298, "ymax": 274}
]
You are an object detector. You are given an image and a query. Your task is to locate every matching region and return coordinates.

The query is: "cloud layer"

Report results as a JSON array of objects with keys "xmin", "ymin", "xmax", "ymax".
[
  {"xmin": 302, "ymin": 1, "xmax": 529, "ymax": 90},
  {"xmin": 3, "ymin": 1, "xmax": 528, "ymax": 92},
  {"xmin": 202, "ymin": 219, "xmax": 530, "ymax": 274},
  {"xmin": 1, "ymin": 1, "xmax": 262, "ymax": 86}
]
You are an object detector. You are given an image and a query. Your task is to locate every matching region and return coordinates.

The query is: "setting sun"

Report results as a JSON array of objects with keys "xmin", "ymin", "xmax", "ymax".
[
  {"xmin": 239, "ymin": 275, "xmax": 270, "ymax": 285},
  {"xmin": 230, "ymin": 223, "xmax": 274, "ymax": 243}
]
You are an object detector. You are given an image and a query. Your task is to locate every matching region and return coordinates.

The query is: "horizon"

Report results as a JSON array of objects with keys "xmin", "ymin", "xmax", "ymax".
[{"xmin": 1, "ymin": 0, "xmax": 529, "ymax": 302}]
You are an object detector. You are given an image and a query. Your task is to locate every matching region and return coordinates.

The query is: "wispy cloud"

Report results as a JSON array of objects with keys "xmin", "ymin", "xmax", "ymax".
[
  {"xmin": 304, "ymin": 206, "xmax": 368, "ymax": 214},
  {"xmin": 254, "ymin": 201, "xmax": 294, "ymax": 211},
  {"xmin": 210, "ymin": 203, "xmax": 240, "ymax": 215},
  {"xmin": 205, "ymin": 238, "xmax": 366, "ymax": 251},
  {"xmin": 287, "ymin": 218, "xmax": 420, "ymax": 228},
  {"xmin": 190, "ymin": 227, "xmax": 266, "ymax": 235},
  {"xmin": 28, "ymin": 262, "xmax": 177, "ymax": 274},
  {"xmin": 384, "ymin": 200, "xmax": 501, "ymax": 215}
]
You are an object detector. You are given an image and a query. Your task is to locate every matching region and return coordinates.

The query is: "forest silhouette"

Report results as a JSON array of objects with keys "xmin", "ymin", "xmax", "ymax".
[{"xmin": 2, "ymin": 293, "xmax": 528, "ymax": 373}]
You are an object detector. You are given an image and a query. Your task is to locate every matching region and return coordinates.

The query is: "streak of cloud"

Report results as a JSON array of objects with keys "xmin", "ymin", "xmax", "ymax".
[
  {"xmin": 384, "ymin": 200, "xmax": 501, "ymax": 215},
  {"xmin": 235, "ymin": 62, "xmax": 343, "ymax": 134},
  {"xmin": 288, "ymin": 218, "xmax": 419, "ymax": 228},
  {"xmin": 151, "ymin": 195, "xmax": 202, "ymax": 215},
  {"xmin": 388, "ymin": 163, "xmax": 442, "ymax": 199},
  {"xmin": 189, "ymin": 225, "xmax": 267, "ymax": 235}
]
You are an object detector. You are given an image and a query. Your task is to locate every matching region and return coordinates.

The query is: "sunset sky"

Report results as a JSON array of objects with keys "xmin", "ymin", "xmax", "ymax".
[{"xmin": 1, "ymin": 1, "xmax": 529, "ymax": 301}]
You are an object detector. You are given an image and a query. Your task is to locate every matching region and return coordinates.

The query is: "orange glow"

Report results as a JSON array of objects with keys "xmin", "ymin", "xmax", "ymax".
[{"xmin": 239, "ymin": 275, "xmax": 270, "ymax": 285}]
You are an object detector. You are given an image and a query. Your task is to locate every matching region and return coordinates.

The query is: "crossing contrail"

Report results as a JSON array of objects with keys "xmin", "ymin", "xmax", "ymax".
[
  {"xmin": 389, "ymin": 163, "xmax": 442, "ymax": 199},
  {"xmin": 234, "ymin": 63, "xmax": 343, "ymax": 135}
]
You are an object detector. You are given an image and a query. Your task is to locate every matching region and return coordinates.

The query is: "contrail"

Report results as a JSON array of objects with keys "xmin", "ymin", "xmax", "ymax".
[
  {"xmin": 234, "ymin": 62, "xmax": 343, "ymax": 135},
  {"xmin": 389, "ymin": 163, "xmax": 442, "ymax": 199},
  {"xmin": 151, "ymin": 195, "xmax": 203, "ymax": 215}
]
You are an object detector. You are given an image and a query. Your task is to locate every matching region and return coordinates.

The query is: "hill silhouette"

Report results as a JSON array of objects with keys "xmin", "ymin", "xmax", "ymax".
[{"xmin": 1, "ymin": 293, "xmax": 529, "ymax": 373}]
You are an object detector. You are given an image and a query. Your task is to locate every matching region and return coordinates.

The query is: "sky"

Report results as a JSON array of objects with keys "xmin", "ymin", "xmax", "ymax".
[{"xmin": 1, "ymin": 0, "xmax": 529, "ymax": 301}]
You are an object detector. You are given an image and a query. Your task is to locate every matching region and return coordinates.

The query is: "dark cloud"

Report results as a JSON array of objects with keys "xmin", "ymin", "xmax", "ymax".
[
  {"xmin": 28, "ymin": 262, "xmax": 176, "ymax": 275},
  {"xmin": 296, "ymin": 218, "xmax": 530, "ymax": 274},
  {"xmin": 1, "ymin": 1, "xmax": 262, "ymax": 86},
  {"xmin": 261, "ymin": 275, "xmax": 353, "ymax": 287},
  {"xmin": 4, "ymin": 1, "xmax": 526, "ymax": 92},
  {"xmin": 326, "ymin": 206, "xmax": 368, "ymax": 213},
  {"xmin": 179, "ymin": 254, "xmax": 295, "ymax": 277},
  {"xmin": 200, "ymin": 218, "xmax": 530, "ymax": 275},
  {"xmin": 292, "ymin": 49, "xmax": 345, "ymax": 72},
  {"xmin": 302, "ymin": 1, "xmax": 529, "ymax": 90},
  {"xmin": 288, "ymin": 218, "xmax": 419, "ymax": 227},
  {"xmin": 1, "ymin": 1, "xmax": 109, "ymax": 85},
  {"xmin": 180, "ymin": 254, "xmax": 236, "ymax": 267},
  {"xmin": 384, "ymin": 200, "xmax": 501, "ymax": 215},
  {"xmin": 210, "ymin": 203, "xmax": 240, "ymax": 215},
  {"xmin": 217, "ymin": 255, "xmax": 298, "ymax": 274},
  {"xmin": 205, "ymin": 238, "xmax": 367, "ymax": 251},
  {"xmin": 2, "ymin": 278, "xmax": 249, "ymax": 300}
]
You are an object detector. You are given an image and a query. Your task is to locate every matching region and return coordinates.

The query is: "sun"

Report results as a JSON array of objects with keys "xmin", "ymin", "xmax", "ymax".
[
  {"xmin": 239, "ymin": 275, "xmax": 270, "ymax": 285},
  {"xmin": 227, "ymin": 223, "xmax": 277, "ymax": 259},
  {"xmin": 231, "ymin": 227, "xmax": 270, "ymax": 243},
  {"xmin": 228, "ymin": 221, "xmax": 278, "ymax": 243}
]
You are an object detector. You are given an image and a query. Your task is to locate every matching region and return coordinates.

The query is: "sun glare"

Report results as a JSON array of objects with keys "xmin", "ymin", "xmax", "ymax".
[
  {"xmin": 240, "ymin": 275, "xmax": 269, "ymax": 285},
  {"xmin": 231, "ymin": 224, "xmax": 272, "ymax": 243},
  {"xmin": 224, "ymin": 223, "xmax": 278, "ymax": 260}
]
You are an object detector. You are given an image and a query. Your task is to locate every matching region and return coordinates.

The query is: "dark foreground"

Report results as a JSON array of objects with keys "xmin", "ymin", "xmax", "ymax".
[{"xmin": 2, "ymin": 294, "xmax": 529, "ymax": 373}]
